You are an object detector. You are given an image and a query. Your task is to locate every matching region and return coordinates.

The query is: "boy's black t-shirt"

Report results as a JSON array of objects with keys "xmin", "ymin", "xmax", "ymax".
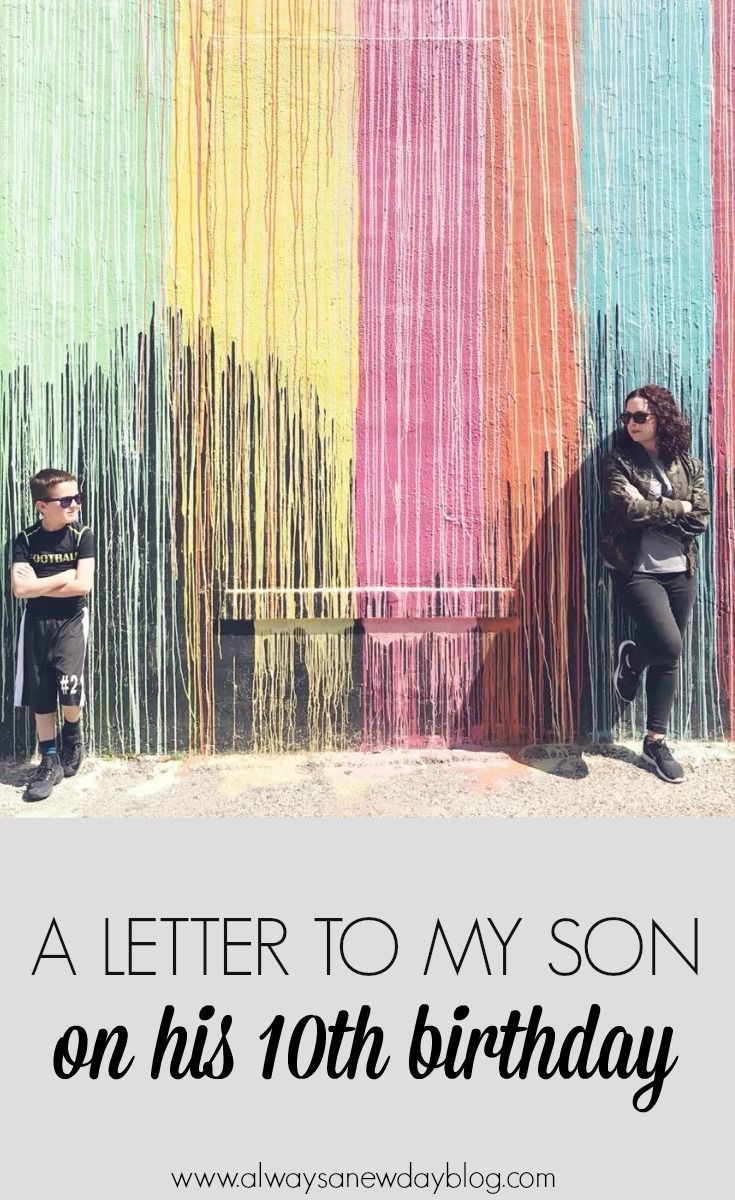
[{"xmin": 12, "ymin": 521, "xmax": 95, "ymax": 618}]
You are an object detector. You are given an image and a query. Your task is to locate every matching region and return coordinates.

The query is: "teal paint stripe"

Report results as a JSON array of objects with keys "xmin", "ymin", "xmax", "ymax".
[{"xmin": 578, "ymin": 0, "xmax": 719, "ymax": 739}]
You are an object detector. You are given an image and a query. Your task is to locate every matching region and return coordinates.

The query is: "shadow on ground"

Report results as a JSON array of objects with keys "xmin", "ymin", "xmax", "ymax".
[
  {"xmin": 0, "ymin": 760, "xmax": 35, "ymax": 789},
  {"xmin": 506, "ymin": 741, "xmax": 649, "ymax": 780}
]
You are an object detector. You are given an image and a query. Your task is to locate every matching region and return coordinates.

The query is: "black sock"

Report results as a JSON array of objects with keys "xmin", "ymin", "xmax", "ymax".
[
  {"xmin": 62, "ymin": 718, "xmax": 81, "ymax": 737},
  {"xmin": 39, "ymin": 738, "xmax": 58, "ymax": 756}
]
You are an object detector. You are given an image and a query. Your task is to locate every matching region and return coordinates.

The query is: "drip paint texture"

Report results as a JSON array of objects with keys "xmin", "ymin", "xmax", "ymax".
[
  {"xmin": 712, "ymin": 0, "xmax": 735, "ymax": 735},
  {"xmin": 578, "ymin": 0, "xmax": 719, "ymax": 738},
  {"xmin": 0, "ymin": 0, "xmax": 733, "ymax": 754}
]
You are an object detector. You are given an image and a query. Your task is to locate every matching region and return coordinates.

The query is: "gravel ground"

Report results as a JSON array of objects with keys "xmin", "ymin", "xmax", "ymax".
[{"xmin": 0, "ymin": 741, "xmax": 733, "ymax": 818}]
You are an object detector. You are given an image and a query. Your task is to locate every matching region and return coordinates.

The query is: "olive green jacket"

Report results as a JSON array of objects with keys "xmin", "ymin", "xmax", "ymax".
[{"xmin": 600, "ymin": 443, "xmax": 710, "ymax": 577}]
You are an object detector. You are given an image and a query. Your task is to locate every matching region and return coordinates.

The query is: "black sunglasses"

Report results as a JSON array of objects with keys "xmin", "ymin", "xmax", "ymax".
[
  {"xmin": 620, "ymin": 412, "xmax": 651, "ymax": 426},
  {"xmin": 43, "ymin": 493, "xmax": 82, "ymax": 508}
]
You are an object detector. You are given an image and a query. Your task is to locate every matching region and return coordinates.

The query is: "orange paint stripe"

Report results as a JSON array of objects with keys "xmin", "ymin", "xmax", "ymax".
[{"xmin": 486, "ymin": 0, "xmax": 584, "ymax": 742}]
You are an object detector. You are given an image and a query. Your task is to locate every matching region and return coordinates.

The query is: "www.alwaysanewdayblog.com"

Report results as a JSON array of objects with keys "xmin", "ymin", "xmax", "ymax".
[{"xmin": 170, "ymin": 1164, "xmax": 556, "ymax": 1194}]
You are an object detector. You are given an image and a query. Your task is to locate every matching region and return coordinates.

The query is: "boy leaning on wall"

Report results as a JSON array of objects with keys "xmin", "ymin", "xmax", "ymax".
[{"xmin": 10, "ymin": 469, "xmax": 95, "ymax": 802}]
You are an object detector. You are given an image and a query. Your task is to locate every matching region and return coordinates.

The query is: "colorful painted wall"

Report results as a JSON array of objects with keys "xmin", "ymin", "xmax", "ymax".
[{"xmin": 1, "ymin": 0, "xmax": 733, "ymax": 755}]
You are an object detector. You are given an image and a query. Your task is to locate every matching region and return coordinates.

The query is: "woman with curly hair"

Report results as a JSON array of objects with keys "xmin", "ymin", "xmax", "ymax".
[{"xmin": 600, "ymin": 384, "xmax": 710, "ymax": 783}]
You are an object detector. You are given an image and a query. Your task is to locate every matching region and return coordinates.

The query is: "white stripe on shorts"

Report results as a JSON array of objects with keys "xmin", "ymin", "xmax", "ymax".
[
  {"xmin": 80, "ymin": 606, "xmax": 89, "ymax": 709},
  {"xmin": 14, "ymin": 610, "xmax": 26, "ymax": 707}
]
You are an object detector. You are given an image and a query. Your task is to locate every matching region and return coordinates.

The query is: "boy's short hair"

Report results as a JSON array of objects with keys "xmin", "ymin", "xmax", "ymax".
[{"xmin": 29, "ymin": 468, "xmax": 78, "ymax": 503}]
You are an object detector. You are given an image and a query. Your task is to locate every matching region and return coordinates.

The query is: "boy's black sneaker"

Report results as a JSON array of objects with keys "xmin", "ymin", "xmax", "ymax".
[
  {"xmin": 642, "ymin": 737, "xmax": 684, "ymax": 784},
  {"xmin": 614, "ymin": 638, "xmax": 641, "ymax": 703},
  {"xmin": 24, "ymin": 754, "xmax": 64, "ymax": 802},
  {"xmin": 60, "ymin": 730, "xmax": 85, "ymax": 778}
]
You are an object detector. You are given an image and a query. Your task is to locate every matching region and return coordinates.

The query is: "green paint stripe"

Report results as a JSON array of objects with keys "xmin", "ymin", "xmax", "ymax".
[
  {"xmin": 0, "ymin": 0, "xmax": 171, "ymax": 384},
  {"xmin": 0, "ymin": 3, "xmax": 176, "ymax": 757}
]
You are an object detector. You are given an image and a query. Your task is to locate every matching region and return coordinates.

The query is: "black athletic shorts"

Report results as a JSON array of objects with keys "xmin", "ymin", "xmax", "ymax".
[{"xmin": 14, "ymin": 608, "xmax": 89, "ymax": 713}]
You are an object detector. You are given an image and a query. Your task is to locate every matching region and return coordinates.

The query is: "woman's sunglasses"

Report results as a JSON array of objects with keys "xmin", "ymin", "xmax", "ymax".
[
  {"xmin": 43, "ymin": 494, "xmax": 82, "ymax": 508},
  {"xmin": 620, "ymin": 412, "xmax": 651, "ymax": 426}
]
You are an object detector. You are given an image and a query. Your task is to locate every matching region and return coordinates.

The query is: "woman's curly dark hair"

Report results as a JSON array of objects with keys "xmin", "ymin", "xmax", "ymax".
[{"xmin": 624, "ymin": 384, "xmax": 691, "ymax": 466}]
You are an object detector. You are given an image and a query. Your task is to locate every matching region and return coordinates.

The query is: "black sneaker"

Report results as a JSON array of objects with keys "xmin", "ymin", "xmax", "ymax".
[
  {"xmin": 24, "ymin": 753, "xmax": 65, "ymax": 802},
  {"xmin": 642, "ymin": 737, "xmax": 684, "ymax": 784},
  {"xmin": 614, "ymin": 639, "xmax": 641, "ymax": 703},
  {"xmin": 60, "ymin": 731, "xmax": 85, "ymax": 778}
]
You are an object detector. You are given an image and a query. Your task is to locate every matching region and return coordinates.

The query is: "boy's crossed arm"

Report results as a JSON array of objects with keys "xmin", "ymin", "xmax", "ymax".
[
  {"xmin": 11, "ymin": 560, "xmax": 95, "ymax": 599},
  {"xmin": 49, "ymin": 557, "xmax": 95, "ymax": 597}
]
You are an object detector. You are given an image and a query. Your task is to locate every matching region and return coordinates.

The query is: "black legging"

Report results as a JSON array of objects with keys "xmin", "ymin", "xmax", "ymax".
[{"xmin": 611, "ymin": 571, "xmax": 697, "ymax": 734}]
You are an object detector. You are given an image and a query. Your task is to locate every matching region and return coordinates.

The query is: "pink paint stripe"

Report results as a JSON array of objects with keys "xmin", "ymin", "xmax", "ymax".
[
  {"xmin": 363, "ymin": 617, "xmax": 479, "ymax": 634},
  {"xmin": 356, "ymin": 1, "xmax": 489, "ymax": 618},
  {"xmin": 712, "ymin": 0, "xmax": 735, "ymax": 734},
  {"xmin": 361, "ymin": 625, "xmax": 484, "ymax": 749}
]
